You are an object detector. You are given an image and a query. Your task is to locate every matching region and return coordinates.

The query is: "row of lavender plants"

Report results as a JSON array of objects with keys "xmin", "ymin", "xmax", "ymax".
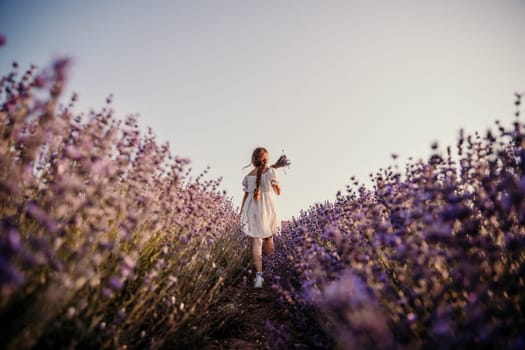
[
  {"xmin": 0, "ymin": 57, "xmax": 249, "ymax": 349},
  {"xmin": 268, "ymin": 95, "xmax": 525, "ymax": 349}
]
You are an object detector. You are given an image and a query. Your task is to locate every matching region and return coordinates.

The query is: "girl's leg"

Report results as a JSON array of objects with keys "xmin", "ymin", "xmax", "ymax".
[
  {"xmin": 252, "ymin": 237, "xmax": 263, "ymax": 273},
  {"xmin": 262, "ymin": 236, "xmax": 275, "ymax": 256}
]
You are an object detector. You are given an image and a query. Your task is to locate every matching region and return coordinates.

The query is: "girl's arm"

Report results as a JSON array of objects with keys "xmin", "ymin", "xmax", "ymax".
[
  {"xmin": 272, "ymin": 183, "xmax": 281, "ymax": 196},
  {"xmin": 239, "ymin": 192, "xmax": 249, "ymax": 214},
  {"xmin": 269, "ymin": 166, "xmax": 281, "ymax": 195}
]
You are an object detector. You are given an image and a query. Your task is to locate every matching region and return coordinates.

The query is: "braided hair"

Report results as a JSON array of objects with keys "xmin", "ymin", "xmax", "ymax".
[{"xmin": 251, "ymin": 147, "xmax": 268, "ymax": 201}]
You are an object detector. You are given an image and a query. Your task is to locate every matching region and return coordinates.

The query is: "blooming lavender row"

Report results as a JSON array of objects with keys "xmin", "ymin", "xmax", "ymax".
[
  {"xmin": 0, "ymin": 57, "xmax": 249, "ymax": 349},
  {"xmin": 267, "ymin": 94, "xmax": 525, "ymax": 349}
]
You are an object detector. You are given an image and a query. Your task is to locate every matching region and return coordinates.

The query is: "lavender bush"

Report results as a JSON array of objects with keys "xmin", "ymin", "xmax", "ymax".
[
  {"xmin": 0, "ymin": 57, "xmax": 249, "ymax": 349},
  {"xmin": 268, "ymin": 94, "xmax": 525, "ymax": 349}
]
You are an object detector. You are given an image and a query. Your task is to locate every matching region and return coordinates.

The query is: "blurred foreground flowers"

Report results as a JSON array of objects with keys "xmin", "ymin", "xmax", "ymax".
[
  {"xmin": 0, "ymin": 58, "xmax": 249, "ymax": 349},
  {"xmin": 268, "ymin": 93, "xmax": 525, "ymax": 349}
]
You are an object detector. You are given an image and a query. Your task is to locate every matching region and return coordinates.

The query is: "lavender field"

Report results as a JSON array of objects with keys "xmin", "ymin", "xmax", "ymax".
[
  {"xmin": 266, "ymin": 96, "xmax": 525, "ymax": 348},
  {"xmin": 0, "ymin": 57, "xmax": 252, "ymax": 349},
  {"xmin": 1, "ymin": 55, "xmax": 524, "ymax": 349}
]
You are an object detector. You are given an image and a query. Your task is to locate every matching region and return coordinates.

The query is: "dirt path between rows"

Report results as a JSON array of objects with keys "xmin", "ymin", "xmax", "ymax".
[{"xmin": 200, "ymin": 280, "xmax": 283, "ymax": 350}]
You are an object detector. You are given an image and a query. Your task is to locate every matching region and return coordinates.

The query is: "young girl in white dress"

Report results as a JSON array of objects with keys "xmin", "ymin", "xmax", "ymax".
[{"xmin": 240, "ymin": 147, "xmax": 284, "ymax": 288}]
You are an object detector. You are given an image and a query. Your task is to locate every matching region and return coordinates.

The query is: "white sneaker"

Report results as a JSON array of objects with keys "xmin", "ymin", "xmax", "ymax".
[{"xmin": 254, "ymin": 274, "xmax": 264, "ymax": 288}]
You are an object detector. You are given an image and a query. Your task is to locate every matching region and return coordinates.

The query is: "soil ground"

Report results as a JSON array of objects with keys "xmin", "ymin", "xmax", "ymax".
[{"xmin": 200, "ymin": 278, "xmax": 283, "ymax": 350}]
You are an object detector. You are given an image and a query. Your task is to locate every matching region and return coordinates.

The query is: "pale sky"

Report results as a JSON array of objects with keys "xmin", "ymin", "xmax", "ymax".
[{"xmin": 1, "ymin": 1, "xmax": 524, "ymax": 219}]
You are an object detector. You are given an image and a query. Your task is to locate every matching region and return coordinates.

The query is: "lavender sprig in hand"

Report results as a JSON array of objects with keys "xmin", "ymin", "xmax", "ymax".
[{"xmin": 271, "ymin": 154, "xmax": 291, "ymax": 169}]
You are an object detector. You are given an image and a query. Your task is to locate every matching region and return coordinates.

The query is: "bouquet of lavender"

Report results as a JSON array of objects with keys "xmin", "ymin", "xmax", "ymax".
[{"xmin": 271, "ymin": 153, "xmax": 291, "ymax": 169}]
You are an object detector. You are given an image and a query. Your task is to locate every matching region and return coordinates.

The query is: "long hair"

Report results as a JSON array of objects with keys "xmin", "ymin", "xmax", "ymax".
[{"xmin": 251, "ymin": 147, "xmax": 268, "ymax": 201}]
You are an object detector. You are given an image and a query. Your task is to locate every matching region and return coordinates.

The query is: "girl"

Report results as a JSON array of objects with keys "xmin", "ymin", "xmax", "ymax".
[{"xmin": 240, "ymin": 147, "xmax": 288, "ymax": 288}]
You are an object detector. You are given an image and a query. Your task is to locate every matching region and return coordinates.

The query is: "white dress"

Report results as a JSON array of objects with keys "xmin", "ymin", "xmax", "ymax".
[{"xmin": 241, "ymin": 167, "xmax": 281, "ymax": 238}]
